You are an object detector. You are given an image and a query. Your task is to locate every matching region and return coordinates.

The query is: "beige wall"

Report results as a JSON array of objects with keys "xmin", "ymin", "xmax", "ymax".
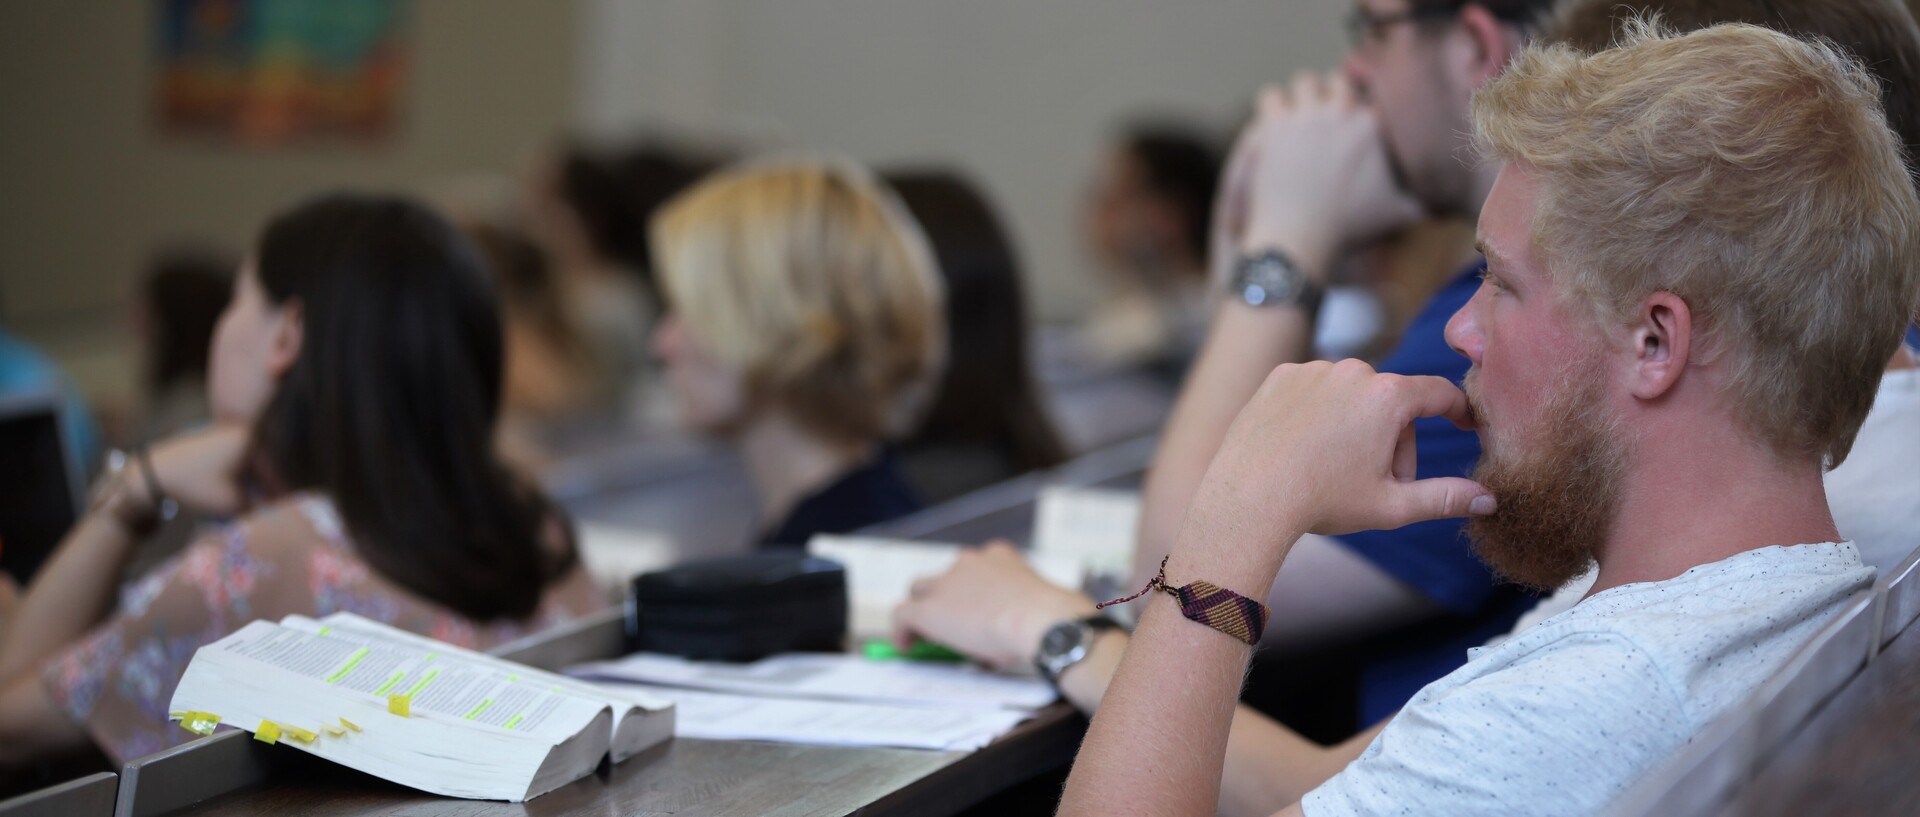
[
  {"xmin": 573, "ymin": 0, "xmax": 1349, "ymax": 322},
  {"xmin": 2, "ymin": 0, "xmax": 1355, "ymax": 402},
  {"xmin": 0, "ymin": 0, "xmax": 578, "ymax": 402}
]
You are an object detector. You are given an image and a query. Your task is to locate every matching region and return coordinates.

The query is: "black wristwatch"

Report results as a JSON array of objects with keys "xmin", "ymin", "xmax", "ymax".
[
  {"xmin": 1231, "ymin": 248, "xmax": 1324, "ymax": 312},
  {"xmin": 1034, "ymin": 614, "xmax": 1123, "ymax": 688}
]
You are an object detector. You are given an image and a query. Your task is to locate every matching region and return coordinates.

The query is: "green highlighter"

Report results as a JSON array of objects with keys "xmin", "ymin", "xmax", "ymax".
[{"xmin": 861, "ymin": 639, "xmax": 967, "ymax": 662}]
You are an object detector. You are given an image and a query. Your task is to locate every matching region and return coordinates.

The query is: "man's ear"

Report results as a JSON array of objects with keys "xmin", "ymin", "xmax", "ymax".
[
  {"xmin": 1629, "ymin": 291, "xmax": 1691, "ymax": 400},
  {"xmin": 266, "ymin": 299, "xmax": 304, "ymax": 378},
  {"xmin": 1458, "ymin": 4, "xmax": 1521, "ymax": 86}
]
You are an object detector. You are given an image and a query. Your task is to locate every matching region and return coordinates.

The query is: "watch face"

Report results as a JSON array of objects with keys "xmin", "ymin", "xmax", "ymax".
[
  {"xmin": 1041, "ymin": 622, "xmax": 1083, "ymax": 659},
  {"xmin": 1235, "ymin": 251, "xmax": 1306, "ymax": 308},
  {"xmin": 1241, "ymin": 281, "xmax": 1284, "ymax": 306}
]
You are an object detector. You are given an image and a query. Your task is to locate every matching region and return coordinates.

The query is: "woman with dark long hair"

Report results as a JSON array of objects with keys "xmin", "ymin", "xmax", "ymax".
[
  {"xmin": 884, "ymin": 170, "xmax": 1068, "ymax": 500},
  {"xmin": 0, "ymin": 194, "xmax": 603, "ymax": 767}
]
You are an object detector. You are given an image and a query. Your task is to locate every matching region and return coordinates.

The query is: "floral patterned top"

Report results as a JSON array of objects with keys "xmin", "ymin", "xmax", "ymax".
[{"xmin": 41, "ymin": 492, "xmax": 607, "ymax": 763}]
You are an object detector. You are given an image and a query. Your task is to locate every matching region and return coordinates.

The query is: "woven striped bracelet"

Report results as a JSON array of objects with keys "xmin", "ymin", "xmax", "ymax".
[{"xmin": 1096, "ymin": 556, "xmax": 1270, "ymax": 645}]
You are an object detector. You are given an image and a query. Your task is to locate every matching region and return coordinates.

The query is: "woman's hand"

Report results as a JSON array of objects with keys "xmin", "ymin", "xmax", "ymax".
[{"xmin": 143, "ymin": 424, "xmax": 252, "ymax": 517}]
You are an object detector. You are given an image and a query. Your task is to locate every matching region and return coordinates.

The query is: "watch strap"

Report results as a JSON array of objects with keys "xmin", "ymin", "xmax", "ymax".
[{"xmin": 1034, "ymin": 614, "xmax": 1121, "ymax": 688}]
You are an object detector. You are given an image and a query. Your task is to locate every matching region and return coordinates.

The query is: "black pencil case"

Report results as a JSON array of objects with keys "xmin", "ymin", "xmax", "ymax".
[{"xmin": 627, "ymin": 552, "xmax": 848, "ymax": 661}]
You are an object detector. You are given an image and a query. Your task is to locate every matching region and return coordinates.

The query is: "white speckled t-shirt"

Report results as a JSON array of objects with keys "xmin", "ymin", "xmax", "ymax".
[{"xmin": 1302, "ymin": 542, "xmax": 1871, "ymax": 817}]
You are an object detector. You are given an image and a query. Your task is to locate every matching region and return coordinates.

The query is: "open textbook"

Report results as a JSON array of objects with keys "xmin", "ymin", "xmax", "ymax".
[{"xmin": 167, "ymin": 614, "xmax": 674, "ymax": 801}]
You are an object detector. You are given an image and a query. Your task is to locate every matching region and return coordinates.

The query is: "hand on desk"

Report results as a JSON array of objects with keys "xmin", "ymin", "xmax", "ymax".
[{"xmin": 891, "ymin": 541, "xmax": 1098, "ymax": 672}]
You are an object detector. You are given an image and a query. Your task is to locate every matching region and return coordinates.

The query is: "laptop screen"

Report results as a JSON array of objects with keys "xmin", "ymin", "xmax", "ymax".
[{"xmin": 0, "ymin": 391, "xmax": 84, "ymax": 582}]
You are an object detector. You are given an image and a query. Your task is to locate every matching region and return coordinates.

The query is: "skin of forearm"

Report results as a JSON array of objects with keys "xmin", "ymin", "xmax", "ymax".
[
  {"xmin": 1059, "ymin": 629, "xmax": 1365, "ymax": 817},
  {"xmin": 1061, "ymin": 508, "xmax": 1301, "ymax": 816},
  {"xmin": 1059, "ymin": 593, "xmax": 1258, "ymax": 817},
  {"xmin": 1133, "ymin": 302, "xmax": 1317, "ymax": 584},
  {"xmin": 0, "ymin": 512, "xmax": 137, "ymax": 681}
]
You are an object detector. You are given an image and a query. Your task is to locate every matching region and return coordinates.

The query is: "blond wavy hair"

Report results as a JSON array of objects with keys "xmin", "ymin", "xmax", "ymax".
[
  {"xmin": 651, "ymin": 157, "xmax": 945, "ymax": 444},
  {"xmin": 1473, "ymin": 20, "xmax": 1920, "ymax": 467}
]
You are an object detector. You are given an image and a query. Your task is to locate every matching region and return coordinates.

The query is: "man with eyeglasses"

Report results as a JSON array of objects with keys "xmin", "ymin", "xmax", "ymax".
[
  {"xmin": 1124, "ymin": 0, "xmax": 1559, "ymax": 724},
  {"xmin": 896, "ymin": 0, "xmax": 1558, "ymax": 758}
]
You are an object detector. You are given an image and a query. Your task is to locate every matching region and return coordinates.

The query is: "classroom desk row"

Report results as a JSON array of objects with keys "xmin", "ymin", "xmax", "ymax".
[
  {"xmin": 11, "ymin": 603, "xmax": 1918, "ymax": 816},
  {"xmin": 4, "ymin": 434, "xmax": 1159, "ymax": 817},
  {"xmin": 542, "ymin": 357, "xmax": 1177, "ymax": 558}
]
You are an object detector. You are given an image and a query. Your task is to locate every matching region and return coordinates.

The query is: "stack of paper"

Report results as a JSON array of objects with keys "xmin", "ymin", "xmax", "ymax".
[
  {"xmin": 571, "ymin": 652, "xmax": 1057, "ymax": 751},
  {"xmin": 807, "ymin": 535, "xmax": 1086, "ymax": 640},
  {"xmin": 609, "ymin": 685, "xmax": 1027, "ymax": 751},
  {"xmin": 1031, "ymin": 487, "xmax": 1141, "ymax": 579}
]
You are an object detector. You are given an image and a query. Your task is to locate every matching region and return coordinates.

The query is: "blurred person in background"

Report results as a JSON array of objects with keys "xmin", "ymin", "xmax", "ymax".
[
  {"xmin": 462, "ymin": 220, "xmax": 601, "ymax": 470},
  {"xmin": 650, "ymin": 158, "xmax": 946, "ymax": 548},
  {"xmin": 0, "ymin": 194, "xmax": 603, "ymax": 767},
  {"xmin": 523, "ymin": 139, "xmax": 722, "ymax": 432},
  {"xmin": 884, "ymin": 169, "xmax": 1069, "ymax": 502},
  {"xmin": 1076, "ymin": 121, "xmax": 1222, "ymax": 372},
  {"xmin": 0, "ymin": 322, "xmax": 101, "ymax": 477},
  {"xmin": 129, "ymin": 248, "xmax": 233, "ymax": 443}
]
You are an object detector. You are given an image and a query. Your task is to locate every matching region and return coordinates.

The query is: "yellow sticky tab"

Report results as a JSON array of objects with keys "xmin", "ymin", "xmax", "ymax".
[
  {"xmin": 388, "ymin": 694, "xmax": 410, "ymax": 717},
  {"xmin": 180, "ymin": 711, "xmax": 222, "ymax": 736},
  {"xmin": 340, "ymin": 717, "xmax": 362, "ymax": 733},
  {"xmin": 323, "ymin": 723, "xmax": 346, "ymax": 737},
  {"xmin": 255, "ymin": 721, "xmax": 281, "ymax": 745},
  {"xmin": 286, "ymin": 727, "xmax": 317, "ymax": 744}
]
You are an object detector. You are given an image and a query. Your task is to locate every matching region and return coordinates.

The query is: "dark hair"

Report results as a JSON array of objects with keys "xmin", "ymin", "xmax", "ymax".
[
  {"xmin": 464, "ymin": 220, "xmax": 590, "ymax": 366},
  {"xmin": 1413, "ymin": 0, "xmax": 1562, "ymax": 30},
  {"xmin": 557, "ymin": 141, "xmax": 720, "ymax": 298},
  {"xmin": 1118, "ymin": 124, "xmax": 1222, "ymax": 264},
  {"xmin": 883, "ymin": 170, "xmax": 1068, "ymax": 474},
  {"xmin": 250, "ymin": 193, "xmax": 576, "ymax": 620},
  {"xmin": 1545, "ymin": 0, "xmax": 1920, "ymax": 184},
  {"xmin": 140, "ymin": 248, "xmax": 233, "ymax": 395}
]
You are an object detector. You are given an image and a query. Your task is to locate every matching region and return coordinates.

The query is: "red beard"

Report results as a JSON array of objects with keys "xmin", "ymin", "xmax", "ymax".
[{"xmin": 1463, "ymin": 366, "xmax": 1626, "ymax": 592}]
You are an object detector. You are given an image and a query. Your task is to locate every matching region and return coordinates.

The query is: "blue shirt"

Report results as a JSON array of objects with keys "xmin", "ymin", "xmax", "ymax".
[
  {"xmin": 1330, "ymin": 261, "xmax": 1534, "ymax": 724},
  {"xmin": 0, "ymin": 325, "xmax": 100, "ymax": 472}
]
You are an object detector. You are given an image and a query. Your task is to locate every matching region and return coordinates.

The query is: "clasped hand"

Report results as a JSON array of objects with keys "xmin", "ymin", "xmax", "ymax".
[{"xmin": 1182, "ymin": 360, "xmax": 1494, "ymax": 568}]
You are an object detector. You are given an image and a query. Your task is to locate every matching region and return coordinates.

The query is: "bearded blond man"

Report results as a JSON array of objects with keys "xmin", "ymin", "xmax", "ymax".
[{"xmin": 1056, "ymin": 21, "xmax": 1920, "ymax": 817}]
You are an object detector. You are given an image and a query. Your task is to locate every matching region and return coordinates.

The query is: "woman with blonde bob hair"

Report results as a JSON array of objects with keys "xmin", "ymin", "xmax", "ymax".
[{"xmin": 650, "ymin": 157, "xmax": 946, "ymax": 547}]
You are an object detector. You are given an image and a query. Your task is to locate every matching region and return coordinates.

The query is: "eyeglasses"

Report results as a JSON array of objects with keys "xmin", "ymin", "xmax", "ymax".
[{"xmin": 1344, "ymin": 4, "xmax": 1461, "ymax": 49}]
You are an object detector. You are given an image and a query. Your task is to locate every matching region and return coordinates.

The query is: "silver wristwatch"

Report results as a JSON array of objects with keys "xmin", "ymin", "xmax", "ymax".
[
  {"xmin": 1231, "ymin": 248, "xmax": 1324, "ymax": 312},
  {"xmin": 1034, "ymin": 615, "xmax": 1122, "ymax": 688}
]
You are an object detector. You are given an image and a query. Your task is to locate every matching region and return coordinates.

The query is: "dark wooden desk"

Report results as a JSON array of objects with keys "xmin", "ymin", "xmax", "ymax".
[
  {"xmin": 156, "ymin": 705, "xmax": 1081, "ymax": 817},
  {"xmin": 126, "ymin": 432, "xmax": 1153, "ymax": 817},
  {"xmin": 1723, "ymin": 617, "xmax": 1920, "ymax": 816}
]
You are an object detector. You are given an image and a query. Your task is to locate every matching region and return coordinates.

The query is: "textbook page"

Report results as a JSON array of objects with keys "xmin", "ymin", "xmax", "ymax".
[
  {"xmin": 167, "ymin": 621, "xmax": 614, "ymax": 800},
  {"xmin": 283, "ymin": 613, "xmax": 674, "ymax": 762},
  {"xmin": 599, "ymin": 684, "xmax": 1030, "ymax": 751},
  {"xmin": 212, "ymin": 620, "xmax": 607, "ymax": 739},
  {"xmin": 570, "ymin": 651, "xmax": 1057, "ymax": 711},
  {"xmin": 287, "ymin": 613, "xmax": 673, "ymax": 712},
  {"xmin": 807, "ymin": 535, "xmax": 1085, "ymax": 640},
  {"xmin": 1031, "ymin": 487, "xmax": 1141, "ymax": 579}
]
